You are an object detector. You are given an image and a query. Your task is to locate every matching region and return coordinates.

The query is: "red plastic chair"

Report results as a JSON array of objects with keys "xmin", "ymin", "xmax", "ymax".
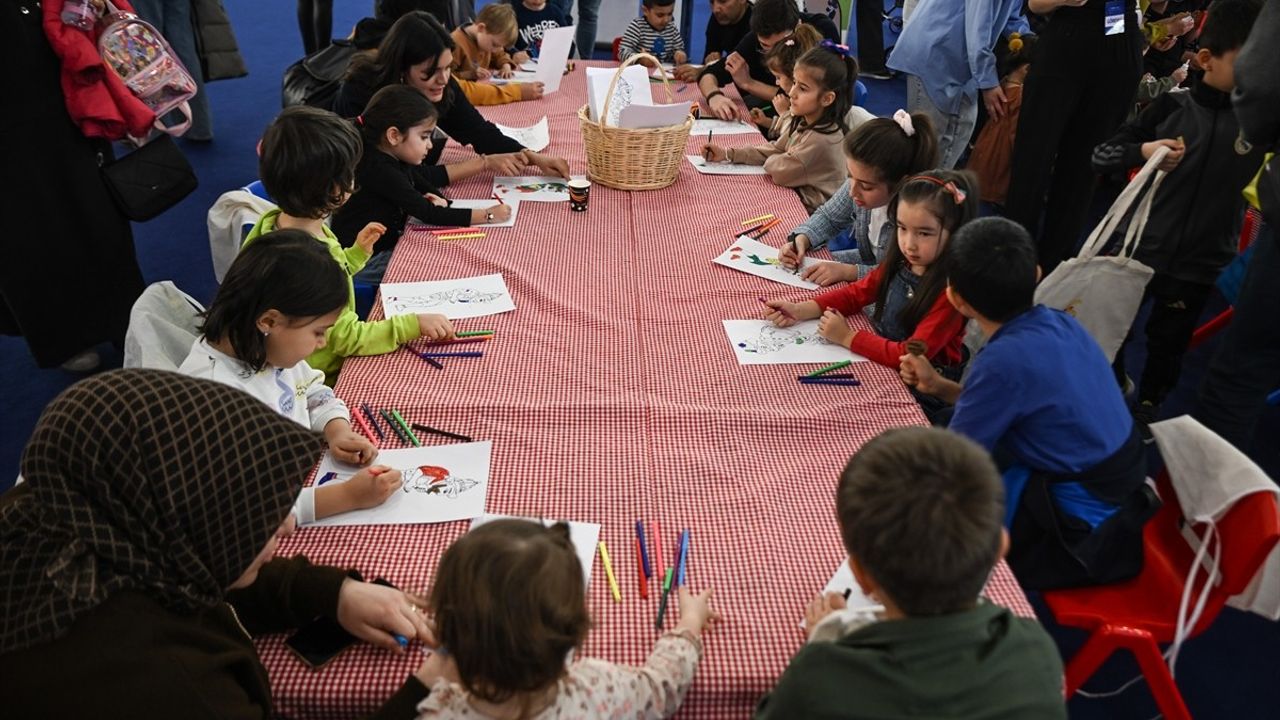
[
  {"xmin": 1042, "ymin": 471, "xmax": 1280, "ymax": 719},
  {"xmin": 611, "ymin": 36, "xmax": 622, "ymax": 62}
]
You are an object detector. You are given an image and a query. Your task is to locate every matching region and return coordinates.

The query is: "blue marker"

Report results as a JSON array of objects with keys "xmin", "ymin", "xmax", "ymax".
[
  {"xmin": 317, "ymin": 472, "xmax": 338, "ymax": 486},
  {"xmin": 675, "ymin": 529, "xmax": 690, "ymax": 586},
  {"xmin": 394, "ymin": 633, "xmax": 408, "ymax": 648}
]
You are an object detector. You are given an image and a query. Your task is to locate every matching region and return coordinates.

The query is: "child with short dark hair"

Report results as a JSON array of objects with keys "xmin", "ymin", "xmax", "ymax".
[
  {"xmin": 413, "ymin": 519, "xmax": 718, "ymax": 718},
  {"xmin": 754, "ymin": 427, "xmax": 1065, "ymax": 719},
  {"xmin": 619, "ymin": 0, "xmax": 688, "ymax": 66},
  {"xmin": 331, "ymin": 86, "xmax": 509, "ymax": 284},
  {"xmin": 704, "ymin": 44, "xmax": 856, "ymax": 211},
  {"xmin": 764, "ymin": 170, "xmax": 977, "ymax": 375},
  {"xmin": 180, "ymin": 231, "xmax": 402, "ymax": 523},
  {"xmin": 900, "ymin": 218, "xmax": 1157, "ymax": 590},
  {"xmin": 249, "ymin": 106, "xmax": 455, "ymax": 384},
  {"xmin": 1092, "ymin": 0, "xmax": 1264, "ymax": 426}
]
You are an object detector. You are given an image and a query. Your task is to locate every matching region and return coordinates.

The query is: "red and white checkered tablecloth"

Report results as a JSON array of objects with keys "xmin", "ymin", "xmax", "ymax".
[{"xmin": 257, "ymin": 63, "xmax": 1036, "ymax": 719}]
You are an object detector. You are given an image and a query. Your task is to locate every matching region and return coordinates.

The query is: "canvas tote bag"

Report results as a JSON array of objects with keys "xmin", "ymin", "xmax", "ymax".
[{"xmin": 1034, "ymin": 146, "xmax": 1171, "ymax": 362}]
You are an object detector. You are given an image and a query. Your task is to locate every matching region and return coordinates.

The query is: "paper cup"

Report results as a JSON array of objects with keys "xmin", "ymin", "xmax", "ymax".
[{"xmin": 568, "ymin": 178, "xmax": 591, "ymax": 212}]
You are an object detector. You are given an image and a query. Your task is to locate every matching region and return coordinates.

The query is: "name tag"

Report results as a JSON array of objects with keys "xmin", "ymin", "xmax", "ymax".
[{"xmin": 1104, "ymin": 0, "xmax": 1126, "ymax": 36}]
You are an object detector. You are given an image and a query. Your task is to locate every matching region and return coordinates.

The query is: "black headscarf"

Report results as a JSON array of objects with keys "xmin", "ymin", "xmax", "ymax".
[{"xmin": 0, "ymin": 370, "xmax": 326, "ymax": 653}]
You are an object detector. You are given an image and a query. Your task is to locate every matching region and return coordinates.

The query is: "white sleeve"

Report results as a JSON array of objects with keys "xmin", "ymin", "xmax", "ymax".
[
  {"xmin": 293, "ymin": 487, "xmax": 318, "ymax": 526},
  {"xmin": 299, "ymin": 362, "xmax": 350, "ymax": 433}
]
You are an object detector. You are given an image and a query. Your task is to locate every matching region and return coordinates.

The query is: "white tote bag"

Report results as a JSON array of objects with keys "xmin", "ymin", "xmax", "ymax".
[{"xmin": 1034, "ymin": 146, "xmax": 1170, "ymax": 362}]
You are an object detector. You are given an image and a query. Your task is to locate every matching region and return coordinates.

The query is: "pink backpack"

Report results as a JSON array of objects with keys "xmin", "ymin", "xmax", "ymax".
[{"xmin": 97, "ymin": 1, "xmax": 197, "ymax": 137}]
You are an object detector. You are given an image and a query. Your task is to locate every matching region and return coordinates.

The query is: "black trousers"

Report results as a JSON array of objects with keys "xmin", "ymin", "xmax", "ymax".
[
  {"xmin": 1115, "ymin": 274, "xmax": 1216, "ymax": 406},
  {"xmin": 855, "ymin": 0, "xmax": 886, "ymax": 71},
  {"xmin": 297, "ymin": 0, "xmax": 334, "ymax": 55},
  {"xmin": 1005, "ymin": 16, "xmax": 1143, "ymax": 273},
  {"xmin": 1195, "ymin": 224, "xmax": 1280, "ymax": 449}
]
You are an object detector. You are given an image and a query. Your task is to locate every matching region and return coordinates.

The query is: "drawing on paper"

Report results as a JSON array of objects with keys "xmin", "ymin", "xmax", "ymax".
[
  {"xmin": 385, "ymin": 288, "xmax": 503, "ymax": 311},
  {"xmin": 403, "ymin": 465, "xmax": 481, "ymax": 498},
  {"xmin": 504, "ymin": 180, "xmax": 568, "ymax": 195},
  {"xmin": 737, "ymin": 325, "xmax": 830, "ymax": 354},
  {"xmin": 727, "ymin": 246, "xmax": 782, "ymax": 267},
  {"xmin": 606, "ymin": 77, "xmax": 634, "ymax": 126}
]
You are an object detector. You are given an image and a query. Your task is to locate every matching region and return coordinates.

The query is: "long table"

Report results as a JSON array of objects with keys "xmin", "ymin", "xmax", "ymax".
[{"xmin": 257, "ymin": 64, "xmax": 1035, "ymax": 719}]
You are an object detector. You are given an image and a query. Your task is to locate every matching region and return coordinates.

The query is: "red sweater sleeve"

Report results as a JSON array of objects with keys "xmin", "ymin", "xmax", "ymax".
[
  {"xmin": 813, "ymin": 265, "xmax": 884, "ymax": 315},
  {"xmin": 848, "ymin": 290, "xmax": 967, "ymax": 368}
]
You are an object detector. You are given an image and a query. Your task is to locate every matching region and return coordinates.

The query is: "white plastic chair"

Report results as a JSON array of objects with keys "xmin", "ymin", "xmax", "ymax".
[
  {"xmin": 207, "ymin": 188, "xmax": 276, "ymax": 282},
  {"xmin": 123, "ymin": 281, "xmax": 205, "ymax": 371}
]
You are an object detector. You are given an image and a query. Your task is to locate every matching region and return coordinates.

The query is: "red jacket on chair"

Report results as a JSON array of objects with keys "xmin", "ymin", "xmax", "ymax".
[{"xmin": 42, "ymin": 0, "xmax": 156, "ymax": 140}]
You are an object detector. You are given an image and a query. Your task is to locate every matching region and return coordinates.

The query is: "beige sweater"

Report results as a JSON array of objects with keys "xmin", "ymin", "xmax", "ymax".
[{"xmin": 728, "ymin": 117, "xmax": 846, "ymax": 212}]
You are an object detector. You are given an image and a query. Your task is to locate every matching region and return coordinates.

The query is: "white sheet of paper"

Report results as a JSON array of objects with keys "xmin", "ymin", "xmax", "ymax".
[
  {"xmin": 534, "ymin": 25, "xmax": 576, "ymax": 93},
  {"xmin": 587, "ymin": 65, "xmax": 652, "ymax": 125},
  {"xmin": 618, "ymin": 101, "xmax": 692, "ymax": 129},
  {"xmin": 308, "ymin": 443, "xmax": 492, "ymax": 527},
  {"xmin": 470, "ymin": 515, "xmax": 600, "ymax": 587},
  {"xmin": 713, "ymin": 236, "xmax": 820, "ymax": 289},
  {"xmin": 492, "ymin": 175, "xmax": 586, "ymax": 202},
  {"xmin": 494, "ymin": 117, "xmax": 550, "ymax": 152},
  {"xmin": 648, "ymin": 62, "xmax": 678, "ymax": 78},
  {"xmin": 489, "ymin": 69, "xmax": 540, "ymax": 85},
  {"xmin": 448, "ymin": 198, "xmax": 520, "ymax": 227},
  {"xmin": 686, "ymin": 155, "xmax": 769, "ymax": 175},
  {"xmin": 381, "ymin": 273, "xmax": 515, "ymax": 319},
  {"xmin": 722, "ymin": 319, "xmax": 866, "ymax": 365},
  {"xmin": 690, "ymin": 117, "xmax": 760, "ymax": 136},
  {"xmin": 796, "ymin": 561, "xmax": 883, "ymax": 629}
]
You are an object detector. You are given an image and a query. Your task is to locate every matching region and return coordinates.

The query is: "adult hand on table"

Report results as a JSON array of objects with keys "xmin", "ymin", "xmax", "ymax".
[
  {"xmin": 707, "ymin": 94, "xmax": 739, "ymax": 120},
  {"xmin": 801, "ymin": 261, "xmax": 859, "ymax": 287},
  {"xmin": 524, "ymin": 151, "xmax": 571, "ymax": 179},
  {"xmin": 674, "ymin": 63, "xmax": 701, "ymax": 82},
  {"xmin": 336, "ymin": 578, "xmax": 432, "ymax": 653},
  {"xmin": 483, "ymin": 152, "xmax": 527, "ymax": 176}
]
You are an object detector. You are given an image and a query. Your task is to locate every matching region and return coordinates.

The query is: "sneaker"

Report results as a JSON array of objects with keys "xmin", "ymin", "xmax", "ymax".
[
  {"xmin": 60, "ymin": 349, "xmax": 101, "ymax": 373},
  {"xmin": 860, "ymin": 66, "xmax": 894, "ymax": 81}
]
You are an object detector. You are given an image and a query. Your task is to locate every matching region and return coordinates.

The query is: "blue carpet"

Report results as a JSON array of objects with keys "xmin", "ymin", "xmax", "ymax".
[{"xmin": 1, "ymin": 1, "xmax": 1277, "ymax": 716}]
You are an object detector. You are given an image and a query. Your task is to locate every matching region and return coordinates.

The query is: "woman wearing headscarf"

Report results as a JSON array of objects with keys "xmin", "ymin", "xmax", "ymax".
[{"xmin": 0, "ymin": 370, "xmax": 437, "ymax": 717}]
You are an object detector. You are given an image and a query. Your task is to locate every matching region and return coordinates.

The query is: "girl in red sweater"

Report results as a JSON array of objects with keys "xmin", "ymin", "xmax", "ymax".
[{"xmin": 763, "ymin": 170, "xmax": 978, "ymax": 374}]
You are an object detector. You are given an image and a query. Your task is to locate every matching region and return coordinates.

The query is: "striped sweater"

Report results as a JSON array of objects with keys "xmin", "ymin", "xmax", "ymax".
[{"xmin": 618, "ymin": 17, "xmax": 684, "ymax": 63}]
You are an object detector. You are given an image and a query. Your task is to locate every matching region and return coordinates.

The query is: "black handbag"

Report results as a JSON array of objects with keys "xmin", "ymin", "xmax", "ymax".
[
  {"xmin": 100, "ymin": 134, "xmax": 198, "ymax": 221},
  {"xmin": 281, "ymin": 39, "xmax": 356, "ymax": 110}
]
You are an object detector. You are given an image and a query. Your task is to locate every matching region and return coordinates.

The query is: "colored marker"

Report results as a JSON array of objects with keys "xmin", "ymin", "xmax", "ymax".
[
  {"xmin": 655, "ymin": 568, "xmax": 674, "ymax": 629},
  {"xmin": 703, "ymin": 128, "xmax": 713, "ymax": 160},
  {"xmin": 807, "ymin": 360, "xmax": 853, "ymax": 377},
  {"xmin": 411, "ymin": 423, "xmax": 473, "ymax": 443},
  {"xmin": 675, "ymin": 530, "xmax": 690, "ymax": 586},
  {"xmin": 492, "ymin": 192, "xmax": 506, "ymax": 206},
  {"xmin": 455, "ymin": 330, "xmax": 495, "ymax": 337},
  {"xmin": 437, "ymin": 232, "xmax": 485, "ymax": 241},
  {"xmin": 394, "ymin": 634, "xmax": 408, "ymax": 648},
  {"xmin": 758, "ymin": 296, "xmax": 795, "ymax": 320},
  {"xmin": 423, "ymin": 336, "xmax": 491, "ymax": 346},
  {"xmin": 742, "ymin": 213, "xmax": 775, "ymax": 226},
  {"xmin": 794, "ymin": 374, "xmax": 857, "ymax": 380},
  {"xmin": 636, "ymin": 521, "xmax": 652, "ymax": 578},
  {"xmin": 799, "ymin": 378, "xmax": 861, "ymax": 387},
  {"xmin": 388, "ymin": 408, "xmax": 421, "ymax": 447},
  {"xmin": 379, "ymin": 409, "xmax": 410, "ymax": 445},
  {"xmin": 599, "ymin": 541, "xmax": 621, "ymax": 602},
  {"xmin": 637, "ymin": 537, "xmax": 648, "ymax": 599},
  {"xmin": 351, "ymin": 409, "xmax": 379, "ymax": 444},
  {"xmin": 361, "ymin": 403, "xmax": 386, "ymax": 440},
  {"xmin": 317, "ymin": 471, "xmax": 338, "ymax": 486},
  {"xmin": 412, "ymin": 350, "xmax": 444, "ymax": 369},
  {"xmin": 418, "ymin": 351, "xmax": 483, "ymax": 358}
]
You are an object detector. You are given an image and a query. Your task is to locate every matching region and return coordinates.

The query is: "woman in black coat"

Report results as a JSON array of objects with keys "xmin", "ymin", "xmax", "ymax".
[
  {"xmin": 1, "ymin": 0, "xmax": 147, "ymax": 371},
  {"xmin": 334, "ymin": 11, "xmax": 569, "ymax": 178}
]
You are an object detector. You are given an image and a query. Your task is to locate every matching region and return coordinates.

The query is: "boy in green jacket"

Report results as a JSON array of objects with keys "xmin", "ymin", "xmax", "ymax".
[
  {"xmin": 755, "ymin": 427, "xmax": 1065, "ymax": 719},
  {"xmin": 246, "ymin": 106, "xmax": 454, "ymax": 384}
]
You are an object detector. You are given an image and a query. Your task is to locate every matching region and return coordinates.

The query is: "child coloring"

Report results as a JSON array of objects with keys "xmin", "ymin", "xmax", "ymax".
[
  {"xmin": 764, "ymin": 170, "xmax": 978, "ymax": 375},
  {"xmin": 179, "ymin": 231, "xmax": 402, "ymax": 524},
  {"xmin": 248, "ymin": 106, "xmax": 455, "ymax": 384},
  {"xmin": 414, "ymin": 519, "xmax": 719, "ymax": 719},
  {"xmin": 704, "ymin": 43, "xmax": 855, "ymax": 212},
  {"xmin": 332, "ymin": 86, "xmax": 511, "ymax": 284},
  {"xmin": 747, "ymin": 24, "xmax": 822, "ymax": 138},
  {"xmin": 779, "ymin": 110, "xmax": 939, "ymax": 285},
  {"xmin": 451, "ymin": 4, "xmax": 545, "ymax": 105}
]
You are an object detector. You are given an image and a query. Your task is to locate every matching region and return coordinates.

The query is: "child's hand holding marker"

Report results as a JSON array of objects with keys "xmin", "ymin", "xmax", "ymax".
[
  {"xmin": 804, "ymin": 591, "xmax": 849, "ymax": 635},
  {"xmin": 817, "ymin": 308, "xmax": 855, "ymax": 348},
  {"xmin": 325, "ymin": 419, "xmax": 377, "ymax": 465},
  {"xmin": 778, "ymin": 234, "xmax": 809, "ymax": 269},
  {"xmin": 761, "ymin": 297, "xmax": 821, "ymax": 328},
  {"xmin": 355, "ymin": 222, "xmax": 387, "ymax": 254},
  {"xmin": 702, "ymin": 143, "xmax": 730, "ymax": 163},
  {"xmin": 416, "ymin": 313, "xmax": 455, "ymax": 341},
  {"xmin": 343, "ymin": 465, "xmax": 403, "ymax": 509}
]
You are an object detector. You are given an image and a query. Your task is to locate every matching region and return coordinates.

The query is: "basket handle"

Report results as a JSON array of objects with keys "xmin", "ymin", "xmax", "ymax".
[{"xmin": 599, "ymin": 53, "xmax": 674, "ymax": 130}]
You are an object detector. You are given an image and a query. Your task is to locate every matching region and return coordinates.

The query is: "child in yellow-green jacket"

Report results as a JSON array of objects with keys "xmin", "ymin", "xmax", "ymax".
[{"xmin": 246, "ymin": 106, "xmax": 455, "ymax": 384}]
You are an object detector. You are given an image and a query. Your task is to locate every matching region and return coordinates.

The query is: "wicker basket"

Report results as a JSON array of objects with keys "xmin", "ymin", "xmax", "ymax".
[{"xmin": 578, "ymin": 53, "xmax": 694, "ymax": 191}]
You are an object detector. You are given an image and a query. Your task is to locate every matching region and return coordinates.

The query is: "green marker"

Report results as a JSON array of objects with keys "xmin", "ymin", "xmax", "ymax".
[
  {"xmin": 806, "ymin": 360, "xmax": 852, "ymax": 378},
  {"xmin": 389, "ymin": 409, "xmax": 421, "ymax": 447},
  {"xmin": 655, "ymin": 568, "xmax": 675, "ymax": 630},
  {"xmin": 455, "ymin": 330, "xmax": 495, "ymax": 338}
]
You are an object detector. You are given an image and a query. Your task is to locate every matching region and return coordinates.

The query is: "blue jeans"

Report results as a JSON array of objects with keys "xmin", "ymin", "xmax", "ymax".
[
  {"xmin": 129, "ymin": 0, "xmax": 213, "ymax": 139},
  {"xmin": 906, "ymin": 74, "xmax": 975, "ymax": 170},
  {"xmin": 548, "ymin": 0, "xmax": 600, "ymax": 59},
  {"xmin": 353, "ymin": 250, "xmax": 393, "ymax": 286}
]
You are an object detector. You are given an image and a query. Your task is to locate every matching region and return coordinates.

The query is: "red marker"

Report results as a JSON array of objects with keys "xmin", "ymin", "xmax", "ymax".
[
  {"xmin": 492, "ymin": 192, "xmax": 506, "ymax": 206},
  {"xmin": 637, "ymin": 536, "xmax": 648, "ymax": 599},
  {"xmin": 351, "ymin": 409, "xmax": 379, "ymax": 446}
]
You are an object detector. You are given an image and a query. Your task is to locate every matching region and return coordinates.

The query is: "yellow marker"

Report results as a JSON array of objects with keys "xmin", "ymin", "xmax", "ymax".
[
  {"xmin": 599, "ymin": 541, "xmax": 622, "ymax": 602},
  {"xmin": 438, "ymin": 232, "xmax": 485, "ymax": 241},
  {"xmin": 741, "ymin": 213, "xmax": 775, "ymax": 226}
]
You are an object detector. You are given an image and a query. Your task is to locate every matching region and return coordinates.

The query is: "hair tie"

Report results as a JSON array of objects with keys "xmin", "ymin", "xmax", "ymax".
[
  {"xmin": 892, "ymin": 109, "xmax": 915, "ymax": 137},
  {"xmin": 819, "ymin": 39, "xmax": 851, "ymax": 58},
  {"xmin": 355, "ymin": 115, "xmax": 365, "ymax": 126},
  {"xmin": 784, "ymin": 38, "xmax": 795, "ymax": 46},
  {"xmin": 909, "ymin": 174, "xmax": 968, "ymax": 205},
  {"xmin": 1008, "ymin": 32, "xmax": 1023, "ymax": 53}
]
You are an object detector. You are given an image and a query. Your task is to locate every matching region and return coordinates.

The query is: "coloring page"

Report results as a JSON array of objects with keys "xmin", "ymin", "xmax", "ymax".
[
  {"xmin": 381, "ymin": 273, "xmax": 515, "ymax": 319},
  {"xmin": 689, "ymin": 117, "xmax": 760, "ymax": 136},
  {"xmin": 470, "ymin": 514, "xmax": 600, "ymax": 587},
  {"xmin": 713, "ymin": 235, "xmax": 820, "ymax": 289},
  {"xmin": 494, "ymin": 117, "xmax": 550, "ymax": 152},
  {"xmin": 448, "ymin": 199, "xmax": 520, "ymax": 227},
  {"xmin": 722, "ymin": 319, "xmax": 866, "ymax": 365},
  {"xmin": 492, "ymin": 175, "xmax": 587, "ymax": 202},
  {"xmin": 686, "ymin": 155, "xmax": 769, "ymax": 175},
  {"xmin": 796, "ymin": 560, "xmax": 884, "ymax": 630},
  {"xmin": 308, "ymin": 442, "xmax": 492, "ymax": 527}
]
